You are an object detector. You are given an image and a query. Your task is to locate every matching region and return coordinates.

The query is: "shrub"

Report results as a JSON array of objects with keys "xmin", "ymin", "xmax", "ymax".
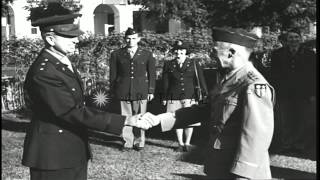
[{"xmin": 2, "ymin": 30, "xmax": 303, "ymax": 83}]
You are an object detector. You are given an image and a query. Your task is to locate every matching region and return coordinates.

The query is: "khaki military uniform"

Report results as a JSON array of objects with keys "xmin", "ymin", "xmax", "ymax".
[{"xmin": 159, "ymin": 63, "xmax": 275, "ymax": 179}]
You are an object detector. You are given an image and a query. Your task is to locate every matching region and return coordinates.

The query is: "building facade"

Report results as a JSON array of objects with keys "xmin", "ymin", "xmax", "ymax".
[{"xmin": 1, "ymin": 0, "xmax": 184, "ymax": 40}]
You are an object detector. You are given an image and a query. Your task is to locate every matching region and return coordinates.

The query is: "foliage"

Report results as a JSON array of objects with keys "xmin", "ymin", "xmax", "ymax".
[
  {"xmin": 132, "ymin": 0, "xmax": 316, "ymax": 32},
  {"xmin": 1, "ymin": 0, "xmax": 13, "ymax": 16},
  {"xmin": 2, "ymin": 31, "xmax": 295, "ymax": 84},
  {"xmin": 24, "ymin": 0, "xmax": 82, "ymax": 21}
]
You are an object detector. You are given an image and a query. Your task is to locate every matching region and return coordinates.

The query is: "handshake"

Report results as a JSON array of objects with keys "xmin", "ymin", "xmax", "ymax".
[{"xmin": 125, "ymin": 112, "xmax": 161, "ymax": 130}]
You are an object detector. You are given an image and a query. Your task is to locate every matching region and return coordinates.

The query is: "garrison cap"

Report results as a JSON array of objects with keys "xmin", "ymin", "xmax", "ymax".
[
  {"xmin": 287, "ymin": 27, "xmax": 302, "ymax": 36},
  {"xmin": 171, "ymin": 40, "xmax": 190, "ymax": 54},
  {"xmin": 30, "ymin": 2, "xmax": 83, "ymax": 37},
  {"xmin": 211, "ymin": 27, "xmax": 259, "ymax": 48},
  {"xmin": 125, "ymin": 27, "xmax": 138, "ymax": 36}
]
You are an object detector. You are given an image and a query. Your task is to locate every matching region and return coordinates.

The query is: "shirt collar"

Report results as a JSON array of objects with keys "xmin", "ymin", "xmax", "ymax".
[{"xmin": 44, "ymin": 48, "xmax": 71, "ymax": 66}]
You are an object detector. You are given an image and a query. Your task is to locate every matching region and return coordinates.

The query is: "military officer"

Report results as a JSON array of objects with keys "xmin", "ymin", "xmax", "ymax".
[
  {"xmin": 109, "ymin": 28, "xmax": 156, "ymax": 151},
  {"xmin": 162, "ymin": 40, "xmax": 208, "ymax": 152},
  {"xmin": 142, "ymin": 27, "xmax": 275, "ymax": 179},
  {"xmin": 22, "ymin": 3, "xmax": 152, "ymax": 180}
]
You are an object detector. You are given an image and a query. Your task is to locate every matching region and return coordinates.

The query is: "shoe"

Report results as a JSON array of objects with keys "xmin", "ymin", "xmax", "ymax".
[
  {"xmin": 133, "ymin": 145, "xmax": 144, "ymax": 151},
  {"xmin": 121, "ymin": 147, "xmax": 132, "ymax": 152},
  {"xmin": 175, "ymin": 145, "xmax": 184, "ymax": 152},
  {"xmin": 184, "ymin": 145, "xmax": 192, "ymax": 152}
]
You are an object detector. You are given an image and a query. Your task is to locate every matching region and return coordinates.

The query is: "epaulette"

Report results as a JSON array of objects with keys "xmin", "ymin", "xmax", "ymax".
[
  {"xmin": 247, "ymin": 71, "xmax": 259, "ymax": 81},
  {"xmin": 35, "ymin": 58, "xmax": 50, "ymax": 73}
]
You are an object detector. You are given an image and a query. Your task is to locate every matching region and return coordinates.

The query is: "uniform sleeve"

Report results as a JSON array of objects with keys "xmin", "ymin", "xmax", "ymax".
[
  {"xmin": 109, "ymin": 51, "xmax": 117, "ymax": 93},
  {"xmin": 230, "ymin": 83, "xmax": 274, "ymax": 177},
  {"xmin": 160, "ymin": 103, "xmax": 210, "ymax": 131},
  {"xmin": 270, "ymin": 50, "xmax": 281, "ymax": 89},
  {"xmin": 195, "ymin": 61, "xmax": 208, "ymax": 96},
  {"xmin": 32, "ymin": 72, "xmax": 126, "ymax": 135},
  {"xmin": 162, "ymin": 61, "xmax": 169, "ymax": 99},
  {"xmin": 147, "ymin": 52, "xmax": 156, "ymax": 94}
]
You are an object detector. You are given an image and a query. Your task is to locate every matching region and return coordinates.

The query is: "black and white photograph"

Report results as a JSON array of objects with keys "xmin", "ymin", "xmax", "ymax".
[{"xmin": 2, "ymin": 0, "xmax": 316, "ymax": 179}]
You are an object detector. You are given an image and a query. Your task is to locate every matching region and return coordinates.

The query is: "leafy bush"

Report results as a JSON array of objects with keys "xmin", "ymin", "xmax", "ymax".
[{"xmin": 2, "ymin": 30, "xmax": 298, "ymax": 83}]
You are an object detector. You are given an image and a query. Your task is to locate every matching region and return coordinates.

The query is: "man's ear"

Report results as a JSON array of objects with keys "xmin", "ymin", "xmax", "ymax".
[{"xmin": 45, "ymin": 34, "xmax": 55, "ymax": 46}]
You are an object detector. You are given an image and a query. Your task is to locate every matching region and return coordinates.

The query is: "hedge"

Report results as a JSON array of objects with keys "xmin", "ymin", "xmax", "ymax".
[{"xmin": 1, "ymin": 30, "xmax": 287, "ymax": 83}]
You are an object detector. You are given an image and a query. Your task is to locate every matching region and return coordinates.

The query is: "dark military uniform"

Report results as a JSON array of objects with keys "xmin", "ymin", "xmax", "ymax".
[
  {"xmin": 162, "ymin": 58, "xmax": 208, "ymax": 100},
  {"xmin": 270, "ymin": 46, "xmax": 316, "ymax": 151},
  {"xmin": 109, "ymin": 47, "xmax": 156, "ymax": 101},
  {"xmin": 22, "ymin": 49, "xmax": 126, "ymax": 179},
  {"xmin": 23, "ymin": 4, "xmax": 127, "ymax": 179},
  {"xmin": 109, "ymin": 45, "xmax": 156, "ymax": 148},
  {"xmin": 160, "ymin": 63, "xmax": 275, "ymax": 179}
]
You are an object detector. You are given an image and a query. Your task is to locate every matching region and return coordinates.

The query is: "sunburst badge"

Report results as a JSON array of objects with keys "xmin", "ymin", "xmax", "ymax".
[{"xmin": 92, "ymin": 89, "xmax": 111, "ymax": 108}]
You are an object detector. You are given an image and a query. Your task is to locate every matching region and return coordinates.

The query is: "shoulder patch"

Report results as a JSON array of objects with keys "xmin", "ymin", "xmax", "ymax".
[{"xmin": 254, "ymin": 84, "xmax": 267, "ymax": 97}]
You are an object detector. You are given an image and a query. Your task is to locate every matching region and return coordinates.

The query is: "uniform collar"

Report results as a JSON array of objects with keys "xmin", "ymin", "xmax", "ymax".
[
  {"xmin": 126, "ymin": 46, "xmax": 138, "ymax": 53},
  {"xmin": 44, "ymin": 48, "xmax": 72, "ymax": 68}
]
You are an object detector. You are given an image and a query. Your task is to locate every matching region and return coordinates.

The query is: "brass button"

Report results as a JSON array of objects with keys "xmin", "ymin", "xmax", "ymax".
[
  {"xmin": 41, "ymin": 63, "xmax": 46, "ymax": 65},
  {"xmin": 58, "ymin": 130, "xmax": 63, "ymax": 133},
  {"xmin": 71, "ymin": 88, "xmax": 76, "ymax": 91},
  {"xmin": 44, "ymin": 59, "xmax": 48, "ymax": 62},
  {"xmin": 39, "ymin": 68, "xmax": 44, "ymax": 71}
]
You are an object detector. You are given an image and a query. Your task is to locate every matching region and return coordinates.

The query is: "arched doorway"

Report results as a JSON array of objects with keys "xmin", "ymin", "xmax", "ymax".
[
  {"xmin": 93, "ymin": 4, "xmax": 115, "ymax": 36},
  {"xmin": 1, "ymin": 5, "xmax": 15, "ymax": 40}
]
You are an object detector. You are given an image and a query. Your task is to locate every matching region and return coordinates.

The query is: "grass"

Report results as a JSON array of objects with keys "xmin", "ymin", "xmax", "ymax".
[{"xmin": 1, "ymin": 113, "xmax": 317, "ymax": 180}]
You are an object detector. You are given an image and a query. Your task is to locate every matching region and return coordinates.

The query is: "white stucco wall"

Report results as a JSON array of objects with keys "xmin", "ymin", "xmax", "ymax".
[
  {"xmin": 80, "ymin": 0, "xmax": 141, "ymax": 34},
  {"xmin": 11, "ymin": 1, "xmax": 41, "ymax": 39},
  {"xmin": 7, "ymin": 0, "xmax": 142, "ymax": 39}
]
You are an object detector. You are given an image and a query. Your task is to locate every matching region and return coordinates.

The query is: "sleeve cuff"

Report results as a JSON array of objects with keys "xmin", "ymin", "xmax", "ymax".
[
  {"xmin": 159, "ymin": 112, "xmax": 176, "ymax": 132},
  {"xmin": 104, "ymin": 114, "xmax": 127, "ymax": 135},
  {"xmin": 230, "ymin": 160, "xmax": 258, "ymax": 179}
]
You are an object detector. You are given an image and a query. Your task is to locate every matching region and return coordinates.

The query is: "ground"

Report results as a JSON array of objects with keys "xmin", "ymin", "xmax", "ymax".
[{"xmin": 1, "ymin": 113, "xmax": 317, "ymax": 180}]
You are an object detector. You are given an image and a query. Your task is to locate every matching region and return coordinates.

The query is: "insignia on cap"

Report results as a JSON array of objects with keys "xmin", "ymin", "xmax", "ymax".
[{"xmin": 125, "ymin": 27, "xmax": 137, "ymax": 36}]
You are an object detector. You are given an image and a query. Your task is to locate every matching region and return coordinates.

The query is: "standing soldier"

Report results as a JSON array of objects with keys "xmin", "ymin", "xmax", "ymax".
[
  {"xmin": 142, "ymin": 27, "xmax": 275, "ymax": 179},
  {"xmin": 270, "ymin": 27, "xmax": 316, "ymax": 154},
  {"xmin": 109, "ymin": 28, "xmax": 156, "ymax": 151},
  {"xmin": 162, "ymin": 40, "xmax": 208, "ymax": 152},
  {"xmin": 22, "ymin": 3, "xmax": 152, "ymax": 180}
]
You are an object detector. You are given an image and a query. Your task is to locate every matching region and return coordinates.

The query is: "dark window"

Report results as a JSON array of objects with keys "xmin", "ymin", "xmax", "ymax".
[{"xmin": 31, "ymin": 28, "xmax": 37, "ymax": 34}]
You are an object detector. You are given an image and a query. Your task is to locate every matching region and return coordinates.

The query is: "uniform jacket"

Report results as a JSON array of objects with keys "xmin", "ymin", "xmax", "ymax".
[
  {"xmin": 22, "ymin": 49, "xmax": 126, "ymax": 170},
  {"xmin": 160, "ymin": 63, "xmax": 275, "ymax": 179},
  {"xmin": 109, "ymin": 47, "xmax": 156, "ymax": 101},
  {"xmin": 270, "ymin": 46, "xmax": 316, "ymax": 99},
  {"xmin": 162, "ymin": 58, "xmax": 208, "ymax": 100}
]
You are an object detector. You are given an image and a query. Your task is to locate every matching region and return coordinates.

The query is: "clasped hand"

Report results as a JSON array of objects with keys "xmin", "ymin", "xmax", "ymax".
[{"xmin": 125, "ymin": 112, "xmax": 160, "ymax": 130}]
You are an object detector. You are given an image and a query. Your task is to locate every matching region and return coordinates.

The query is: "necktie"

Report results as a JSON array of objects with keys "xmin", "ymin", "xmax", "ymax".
[{"xmin": 128, "ymin": 49, "xmax": 135, "ymax": 58}]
